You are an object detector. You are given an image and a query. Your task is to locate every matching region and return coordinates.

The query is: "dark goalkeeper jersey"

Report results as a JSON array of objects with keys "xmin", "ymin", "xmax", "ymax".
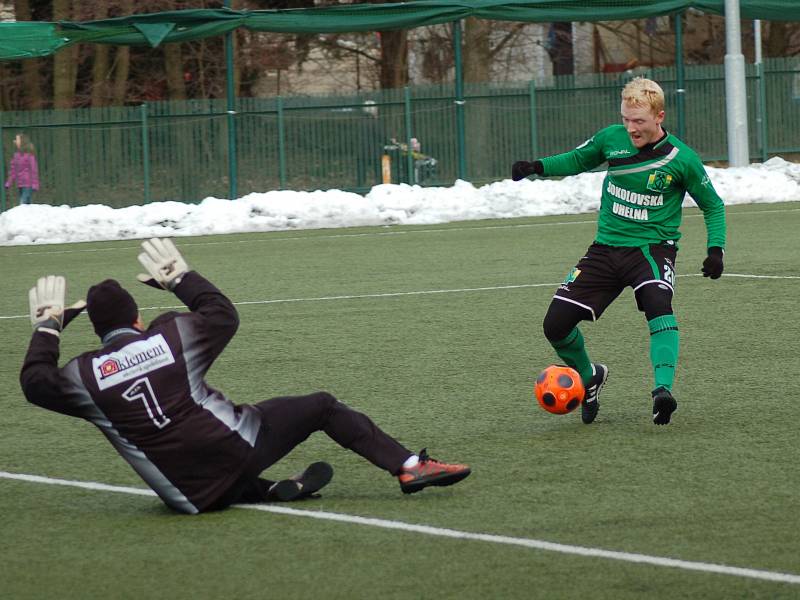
[
  {"xmin": 539, "ymin": 124, "xmax": 726, "ymax": 249},
  {"xmin": 20, "ymin": 272, "xmax": 262, "ymax": 514}
]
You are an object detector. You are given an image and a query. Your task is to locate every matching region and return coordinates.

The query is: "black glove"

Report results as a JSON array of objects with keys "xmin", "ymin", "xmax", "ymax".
[
  {"xmin": 511, "ymin": 160, "xmax": 543, "ymax": 181},
  {"xmin": 701, "ymin": 247, "xmax": 724, "ymax": 279}
]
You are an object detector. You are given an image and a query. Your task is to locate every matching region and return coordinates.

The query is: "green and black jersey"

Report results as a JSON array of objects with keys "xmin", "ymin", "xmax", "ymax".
[{"xmin": 539, "ymin": 124, "xmax": 726, "ymax": 249}]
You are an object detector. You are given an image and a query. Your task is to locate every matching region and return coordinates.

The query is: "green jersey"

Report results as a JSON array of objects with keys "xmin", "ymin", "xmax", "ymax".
[{"xmin": 539, "ymin": 124, "xmax": 726, "ymax": 249}]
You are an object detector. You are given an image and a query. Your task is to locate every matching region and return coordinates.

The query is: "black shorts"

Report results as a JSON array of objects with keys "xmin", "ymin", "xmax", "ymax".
[{"xmin": 553, "ymin": 242, "xmax": 677, "ymax": 320}]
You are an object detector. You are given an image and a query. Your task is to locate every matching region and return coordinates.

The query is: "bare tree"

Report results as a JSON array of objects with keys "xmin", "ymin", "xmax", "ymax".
[
  {"xmin": 14, "ymin": 0, "xmax": 44, "ymax": 109},
  {"xmin": 764, "ymin": 21, "xmax": 800, "ymax": 58},
  {"xmin": 463, "ymin": 18, "xmax": 491, "ymax": 83},
  {"xmin": 378, "ymin": 30, "xmax": 409, "ymax": 89},
  {"xmin": 5, "ymin": 1, "xmax": 800, "ymax": 111},
  {"xmin": 546, "ymin": 22, "xmax": 574, "ymax": 75},
  {"xmin": 164, "ymin": 43, "xmax": 187, "ymax": 101},
  {"xmin": 90, "ymin": 2, "xmax": 111, "ymax": 107},
  {"xmin": 52, "ymin": 0, "xmax": 78, "ymax": 109},
  {"xmin": 463, "ymin": 19, "xmax": 529, "ymax": 83},
  {"xmin": 416, "ymin": 26, "xmax": 453, "ymax": 83},
  {"xmin": 594, "ymin": 15, "xmax": 800, "ymax": 69},
  {"xmin": 460, "ymin": 19, "xmax": 531, "ymax": 180}
]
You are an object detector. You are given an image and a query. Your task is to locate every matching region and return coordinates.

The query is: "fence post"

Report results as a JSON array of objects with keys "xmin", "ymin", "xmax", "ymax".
[
  {"xmin": 224, "ymin": 3, "xmax": 237, "ymax": 200},
  {"xmin": 0, "ymin": 120, "xmax": 5, "ymax": 212},
  {"xmin": 755, "ymin": 64, "xmax": 768, "ymax": 163},
  {"xmin": 404, "ymin": 86, "xmax": 414, "ymax": 185},
  {"xmin": 141, "ymin": 103, "xmax": 151, "ymax": 204},
  {"xmin": 675, "ymin": 12, "xmax": 686, "ymax": 140},
  {"xmin": 723, "ymin": 0, "xmax": 750, "ymax": 167},
  {"xmin": 754, "ymin": 21, "xmax": 768, "ymax": 162},
  {"xmin": 453, "ymin": 19, "xmax": 467, "ymax": 181},
  {"xmin": 528, "ymin": 80, "xmax": 538, "ymax": 159},
  {"xmin": 277, "ymin": 96, "xmax": 287, "ymax": 189}
]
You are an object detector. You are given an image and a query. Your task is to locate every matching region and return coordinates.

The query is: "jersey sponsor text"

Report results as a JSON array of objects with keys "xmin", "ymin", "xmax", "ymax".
[
  {"xmin": 92, "ymin": 334, "xmax": 176, "ymax": 390},
  {"xmin": 607, "ymin": 181, "xmax": 663, "ymax": 207},
  {"xmin": 612, "ymin": 202, "xmax": 649, "ymax": 221}
]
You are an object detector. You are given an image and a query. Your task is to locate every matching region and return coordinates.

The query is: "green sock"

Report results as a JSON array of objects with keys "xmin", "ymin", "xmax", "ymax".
[
  {"xmin": 648, "ymin": 315, "xmax": 679, "ymax": 391},
  {"xmin": 551, "ymin": 327, "xmax": 593, "ymax": 386}
]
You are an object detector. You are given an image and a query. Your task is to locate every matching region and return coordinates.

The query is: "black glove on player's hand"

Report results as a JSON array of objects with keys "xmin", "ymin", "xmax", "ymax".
[
  {"xmin": 511, "ymin": 160, "xmax": 543, "ymax": 181},
  {"xmin": 701, "ymin": 247, "xmax": 724, "ymax": 279}
]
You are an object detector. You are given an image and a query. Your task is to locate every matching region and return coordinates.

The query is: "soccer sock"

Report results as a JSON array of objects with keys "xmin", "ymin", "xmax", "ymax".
[
  {"xmin": 648, "ymin": 315, "xmax": 679, "ymax": 391},
  {"xmin": 402, "ymin": 455, "xmax": 419, "ymax": 469},
  {"xmin": 551, "ymin": 327, "xmax": 593, "ymax": 386}
]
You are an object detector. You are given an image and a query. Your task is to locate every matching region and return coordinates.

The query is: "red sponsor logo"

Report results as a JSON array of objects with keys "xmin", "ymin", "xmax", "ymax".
[{"xmin": 99, "ymin": 359, "xmax": 121, "ymax": 379}]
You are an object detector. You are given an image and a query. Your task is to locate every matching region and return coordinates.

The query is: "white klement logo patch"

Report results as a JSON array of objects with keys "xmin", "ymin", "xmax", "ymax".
[{"xmin": 92, "ymin": 334, "xmax": 175, "ymax": 390}]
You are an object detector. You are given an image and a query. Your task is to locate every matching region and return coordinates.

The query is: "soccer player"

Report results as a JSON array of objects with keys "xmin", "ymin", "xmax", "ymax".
[
  {"xmin": 512, "ymin": 77, "xmax": 726, "ymax": 425},
  {"xmin": 20, "ymin": 238, "xmax": 470, "ymax": 514}
]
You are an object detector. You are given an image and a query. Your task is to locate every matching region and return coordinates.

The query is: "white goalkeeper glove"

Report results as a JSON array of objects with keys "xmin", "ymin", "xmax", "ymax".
[
  {"xmin": 136, "ymin": 238, "xmax": 189, "ymax": 291},
  {"xmin": 28, "ymin": 275, "xmax": 86, "ymax": 336}
]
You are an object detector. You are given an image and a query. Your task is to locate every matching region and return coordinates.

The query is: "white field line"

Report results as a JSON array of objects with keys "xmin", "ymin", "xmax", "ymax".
[
  {"xmin": 1, "ymin": 470, "xmax": 798, "ymax": 585},
  {"xmin": 0, "ymin": 282, "xmax": 560, "ymax": 320},
  {"xmin": 15, "ymin": 220, "xmax": 600, "ymax": 256},
  {"xmin": 10, "ymin": 205, "xmax": 800, "ymax": 257},
  {"xmin": 0, "ymin": 273, "xmax": 797, "ymax": 321}
]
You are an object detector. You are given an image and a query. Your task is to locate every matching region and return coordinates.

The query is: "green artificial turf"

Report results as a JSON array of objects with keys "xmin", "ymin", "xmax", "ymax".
[{"xmin": 1, "ymin": 203, "xmax": 798, "ymax": 599}]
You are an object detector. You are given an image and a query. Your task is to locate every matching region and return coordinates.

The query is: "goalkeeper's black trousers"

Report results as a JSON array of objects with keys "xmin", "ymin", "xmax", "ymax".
[{"xmin": 210, "ymin": 391, "xmax": 413, "ymax": 509}]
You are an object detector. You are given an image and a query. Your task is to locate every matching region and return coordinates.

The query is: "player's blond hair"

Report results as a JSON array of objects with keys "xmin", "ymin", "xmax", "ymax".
[{"xmin": 621, "ymin": 77, "xmax": 665, "ymax": 116}]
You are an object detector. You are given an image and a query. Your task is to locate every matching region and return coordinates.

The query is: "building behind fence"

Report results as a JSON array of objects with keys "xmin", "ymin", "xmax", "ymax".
[{"xmin": 1, "ymin": 58, "xmax": 798, "ymax": 211}]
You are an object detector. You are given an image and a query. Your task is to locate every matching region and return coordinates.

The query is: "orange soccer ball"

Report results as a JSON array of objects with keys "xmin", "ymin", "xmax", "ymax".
[{"xmin": 535, "ymin": 365, "xmax": 586, "ymax": 415}]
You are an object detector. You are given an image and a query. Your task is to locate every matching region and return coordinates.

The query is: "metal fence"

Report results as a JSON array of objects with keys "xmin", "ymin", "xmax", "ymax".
[{"xmin": 1, "ymin": 57, "xmax": 798, "ymax": 211}]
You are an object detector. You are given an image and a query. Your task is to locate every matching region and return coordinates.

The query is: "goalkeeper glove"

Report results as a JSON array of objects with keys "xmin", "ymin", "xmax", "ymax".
[
  {"xmin": 28, "ymin": 275, "xmax": 86, "ymax": 335},
  {"xmin": 137, "ymin": 238, "xmax": 189, "ymax": 291},
  {"xmin": 511, "ymin": 160, "xmax": 543, "ymax": 181},
  {"xmin": 701, "ymin": 247, "xmax": 724, "ymax": 279}
]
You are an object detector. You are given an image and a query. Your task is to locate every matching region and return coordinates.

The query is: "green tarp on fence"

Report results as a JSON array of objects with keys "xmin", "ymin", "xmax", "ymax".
[
  {"xmin": 2, "ymin": 59, "xmax": 798, "ymax": 210},
  {"xmin": 2, "ymin": 1, "xmax": 800, "ymax": 61}
]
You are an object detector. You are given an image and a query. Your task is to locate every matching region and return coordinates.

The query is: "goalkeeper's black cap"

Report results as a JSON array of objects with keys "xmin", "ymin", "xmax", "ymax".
[{"xmin": 87, "ymin": 279, "xmax": 139, "ymax": 338}]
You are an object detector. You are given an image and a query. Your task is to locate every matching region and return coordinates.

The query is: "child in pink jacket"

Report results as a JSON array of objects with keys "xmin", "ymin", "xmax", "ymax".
[{"xmin": 5, "ymin": 133, "xmax": 40, "ymax": 205}]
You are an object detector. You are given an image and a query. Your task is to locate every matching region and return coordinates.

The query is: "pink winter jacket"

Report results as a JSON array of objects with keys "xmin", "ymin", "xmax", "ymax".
[{"xmin": 5, "ymin": 151, "xmax": 40, "ymax": 190}]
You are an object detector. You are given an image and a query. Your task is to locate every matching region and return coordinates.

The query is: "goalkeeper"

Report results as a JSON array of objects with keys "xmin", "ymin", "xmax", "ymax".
[
  {"xmin": 20, "ymin": 238, "xmax": 470, "ymax": 514},
  {"xmin": 512, "ymin": 77, "xmax": 726, "ymax": 425}
]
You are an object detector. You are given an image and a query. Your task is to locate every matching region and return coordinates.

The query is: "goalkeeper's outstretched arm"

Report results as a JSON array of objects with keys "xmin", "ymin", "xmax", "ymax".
[
  {"xmin": 20, "ymin": 276, "xmax": 87, "ymax": 416},
  {"xmin": 138, "ymin": 238, "xmax": 240, "ymax": 360}
]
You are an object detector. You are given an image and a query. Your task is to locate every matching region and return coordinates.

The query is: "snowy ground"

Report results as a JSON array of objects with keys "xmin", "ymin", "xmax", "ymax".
[{"xmin": 1, "ymin": 157, "xmax": 799, "ymax": 246}]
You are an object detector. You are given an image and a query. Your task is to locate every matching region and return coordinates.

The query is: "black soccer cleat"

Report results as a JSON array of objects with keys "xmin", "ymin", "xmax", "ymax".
[
  {"xmin": 268, "ymin": 461, "xmax": 334, "ymax": 501},
  {"xmin": 652, "ymin": 387, "xmax": 678, "ymax": 425},
  {"xmin": 581, "ymin": 363, "xmax": 608, "ymax": 424}
]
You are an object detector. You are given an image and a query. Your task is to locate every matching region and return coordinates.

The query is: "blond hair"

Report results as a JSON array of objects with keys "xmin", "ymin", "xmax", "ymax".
[{"xmin": 621, "ymin": 78, "xmax": 664, "ymax": 116}]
